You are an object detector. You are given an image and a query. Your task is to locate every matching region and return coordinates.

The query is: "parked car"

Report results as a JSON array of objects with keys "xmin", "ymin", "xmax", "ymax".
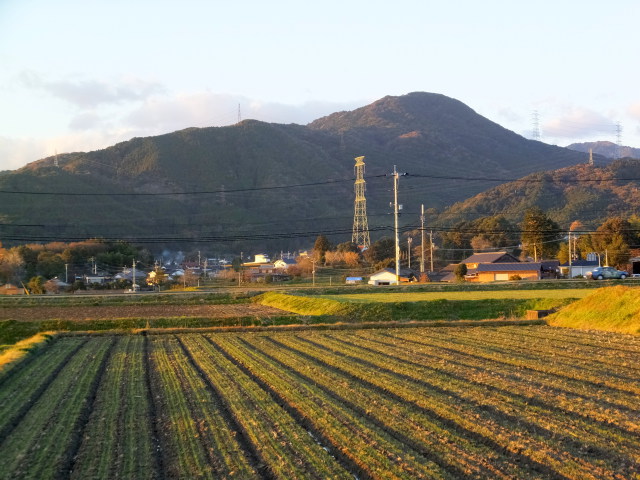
[{"xmin": 586, "ymin": 266, "xmax": 628, "ymax": 280}]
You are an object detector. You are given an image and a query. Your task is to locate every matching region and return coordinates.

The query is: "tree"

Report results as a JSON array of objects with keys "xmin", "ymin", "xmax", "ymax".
[
  {"xmin": 313, "ymin": 235, "xmax": 332, "ymax": 264},
  {"xmin": 454, "ymin": 263, "xmax": 467, "ymax": 282},
  {"xmin": 27, "ymin": 276, "xmax": 46, "ymax": 294},
  {"xmin": 0, "ymin": 248, "xmax": 25, "ymax": 284},
  {"xmin": 148, "ymin": 266, "xmax": 168, "ymax": 290},
  {"xmin": 591, "ymin": 217, "xmax": 632, "ymax": 267},
  {"xmin": 231, "ymin": 257, "xmax": 243, "ymax": 272},
  {"xmin": 520, "ymin": 207, "xmax": 561, "ymax": 260},
  {"xmin": 36, "ymin": 251, "xmax": 65, "ymax": 279},
  {"xmin": 364, "ymin": 238, "xmax": 395, "ymax": 264},
  {"xmin": 336, "ymin": 241, "xmax": 360, "ymax": 253}
]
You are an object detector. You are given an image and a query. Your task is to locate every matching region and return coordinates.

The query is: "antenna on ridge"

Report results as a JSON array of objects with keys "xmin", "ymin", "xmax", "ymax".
[
  {"xmin": 531, "ymin": 110, "xmax": 541, "ymax": 141},
  {"xmin": 54, "ymin": 150, "xmax": 59, "ymax": 168},
  {"xmin": 615, "ymin": 121, "xmax": 623, "ymax": 159},
  {"xmin": 237, "ymin": 103, "xmax": 241, "ymax": 124}
]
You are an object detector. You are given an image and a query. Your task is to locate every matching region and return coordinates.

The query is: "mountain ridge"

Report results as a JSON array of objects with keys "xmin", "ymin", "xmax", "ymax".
[{"xmin": 0, "ymin": 92, "xmax": 593, "ymax": 250}]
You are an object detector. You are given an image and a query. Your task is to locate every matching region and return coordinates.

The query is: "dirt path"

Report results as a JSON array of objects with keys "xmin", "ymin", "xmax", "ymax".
[{"xmin": 0, "ymin": 304, "xmax": 289, "ymax": 321}]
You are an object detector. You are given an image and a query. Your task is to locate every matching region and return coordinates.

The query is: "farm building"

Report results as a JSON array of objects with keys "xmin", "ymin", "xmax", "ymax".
[
  {"xmin": 368, "ymin": 268, "xmax": 417, "ymax": 286},
  {"xmin": 558, "ymin": 260, "xmax": 599, "ymax": 278},
  {"xmin": 345, "ymin": 276, "xmax": 363, "ymax": 284}
]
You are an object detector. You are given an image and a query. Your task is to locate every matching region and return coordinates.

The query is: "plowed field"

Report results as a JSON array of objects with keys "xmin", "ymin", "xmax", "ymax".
[
  {"xmin": 1, "ymin": 325, "xmax": 638, "ymax": 479},
  {"xmin": 0, "ymin": 303, "xmax": 287, "ymax": 321}
]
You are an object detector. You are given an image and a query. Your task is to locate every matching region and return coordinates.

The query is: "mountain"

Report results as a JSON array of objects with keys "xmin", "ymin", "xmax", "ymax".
[
  {"xmin": 0, "ymin": 92, "xmax": 591, "ymax": 251},
  {"xmin": 567, "ymin": 141, "xmax": 640, "ymax": 160},
  {"xmin": 437, "ymin": 158, "xmax": 640, "ymax": 229}
]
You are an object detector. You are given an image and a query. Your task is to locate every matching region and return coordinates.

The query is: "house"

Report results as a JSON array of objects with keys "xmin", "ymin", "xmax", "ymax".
[
  {"xmin": 540, "ymin": 260, "xmax": 560, "ymax": 278},
  {"xmin": 0, "ymin": 283, "xmax": 22, "ymax": 295},
  {"xmin": 368, "ymin": 268, "xmax": 417, "ymax": 286},
  {"xmin": 84, "ymin": 274, "xmax": 109, "ymax": 285},
  {"xmin": 462, "ymin": 251, "xmax": 520, "ymax": 269},
  {"xmin": 274, "ymin": 258, "xmax": 297, "ymax": 270},
  {"xmin": 254, "ymin": 253, "xmax": 270, "ymax": 263},
  {"xmin": 475, "ymin": 263, "xmax": 541, "ymax": 282},
  {"xmin": 558, "ymin": 260, "xmax": 599, "ymax": 278},
  {"xmin": 440, "ymin": 251, "xmax": 522, "ymax": 282}
]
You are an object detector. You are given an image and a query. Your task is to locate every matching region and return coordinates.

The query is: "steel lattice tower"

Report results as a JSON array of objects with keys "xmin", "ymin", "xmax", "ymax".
[{"xmin": 352, "ymin": 156, "xmax": 371, "ymax": 249}]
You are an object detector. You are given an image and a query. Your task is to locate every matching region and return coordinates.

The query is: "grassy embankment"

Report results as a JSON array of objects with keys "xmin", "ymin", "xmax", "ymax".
[
  {"xmin": 255, "ymin": 290, "xmax": 579, "ymax": 322},
  {"xmin": 547, "ymin": 285, "xmax": 640, "ymax": 335}
]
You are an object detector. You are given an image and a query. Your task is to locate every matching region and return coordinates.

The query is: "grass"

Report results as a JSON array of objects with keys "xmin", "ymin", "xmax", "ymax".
[
  {"xmin": 255, "ymin": 291, "xmax": 576, "ymax": 322},
  {"xmin": 0, "ymin": 291, "xmax": 253, "ymax": 308},
  {"xmin": 0, "ymin": 331, "xmax": 56, "ymax": 374},
  {"xmin": 547, "ymin": 285, "xmax": 640, "ymax": 334},
  {"xmin": 321, "ymin": 289, "xmax": 591, "ymax": 302}
]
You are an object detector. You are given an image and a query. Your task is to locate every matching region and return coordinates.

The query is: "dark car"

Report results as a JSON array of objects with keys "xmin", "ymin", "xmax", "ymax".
[{"xmin": 587, "ymin": 266, "xmax": 628, "ymax": 280}]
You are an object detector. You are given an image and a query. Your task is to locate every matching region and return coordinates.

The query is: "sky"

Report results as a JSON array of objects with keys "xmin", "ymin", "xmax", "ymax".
[{"xmin": 1, "ymin": 0, "xmax": 639, "ymax": 171}]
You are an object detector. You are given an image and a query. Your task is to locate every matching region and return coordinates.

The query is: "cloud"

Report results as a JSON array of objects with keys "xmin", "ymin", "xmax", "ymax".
[
  {"xmin": 542, "ymin": 107, "xmax": 616, "ymax": 139},
  {"xmin": 0, "ymin": 130, "xmax": 136, "ymax": 171},
  {"xmin": 0, "ymin": 91, "xmax": 365, "ymax": 170},
  {"xmin": 125, "ymin": 92, "xmax": 363, "ymax": 133},
  {"xmin": 68, "ymin": 112, "xmax": 104, "ymax": 131},
  {"xmin": 629, "ymin": 102, "xmax": 640, "ymax": 120},
  {"xmin": 19, "ymin": 71, "xmax": 164, "ymax": 108}
]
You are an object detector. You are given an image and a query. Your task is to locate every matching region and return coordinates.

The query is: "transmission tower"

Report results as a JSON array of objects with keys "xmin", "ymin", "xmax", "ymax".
[
  {"xmin": 615, "ymin": 121, "xmax": 623, "ymax": 159},
  {"xmin": 352, "ymin": 156, "xmax": 371, "ymax": 249},
  {"xmin": 531, "ymin": 110, "xmax": 541, "ymax": 141}
]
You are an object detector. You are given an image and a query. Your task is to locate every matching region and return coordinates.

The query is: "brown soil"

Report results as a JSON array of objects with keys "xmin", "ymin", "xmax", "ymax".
[{"xmin": 0, "ymin": 304, "xmax": 289, "ymax": 321}]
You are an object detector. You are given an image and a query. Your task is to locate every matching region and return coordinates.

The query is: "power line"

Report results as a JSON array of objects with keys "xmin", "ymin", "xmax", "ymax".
[{"xmin": 0, "ymin": 175, "xmax": 386, "ymax": 197}]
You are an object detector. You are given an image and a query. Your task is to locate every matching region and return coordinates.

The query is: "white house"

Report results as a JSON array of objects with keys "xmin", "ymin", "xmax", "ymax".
[
  {"xmin": 254, "ymin": 253, "xmax": 270, "ymax": 263},
  {"xmin": 368, "ymin": 268, "xmax": 417, "ymax": 286},
  {"xmin": 274, "ymin": 258, "xmax": 296, "ymax": 270}
]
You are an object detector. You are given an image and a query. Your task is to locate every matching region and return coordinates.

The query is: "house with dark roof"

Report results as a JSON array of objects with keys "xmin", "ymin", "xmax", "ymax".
[
  {"xmin": 462, "ymin": 251, "xmax": 520, "ymax": 269},
  {"xmin": 475, "ymin": 263, "xmax": 541, "ymax": 282},
  {"xmin": 440, "ymin": 251, "xmax": 521, "ymax": 282}
]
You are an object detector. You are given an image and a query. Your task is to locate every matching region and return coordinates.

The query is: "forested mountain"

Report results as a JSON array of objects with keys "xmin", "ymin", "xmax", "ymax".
[
  {"xmin": 436, "ymin": 158, "xmax": 640, "ymax": 230},
  {"xmin": 567, "ymin": 141, "xmax": 640, "ymax": 160},
  {"xmin": 0, "ymin": 92, "xmax": 590, "ymax": 250}
]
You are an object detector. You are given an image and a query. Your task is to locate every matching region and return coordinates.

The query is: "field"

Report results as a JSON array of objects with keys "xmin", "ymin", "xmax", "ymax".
[
  {"xmin": 0, "ymin": 303, "xmax": 286, "ymax": 322},
  {"xmin": 320, "ymin": 288, "xmax": 592, "ymax": 302},
  {"xmin": 1, "ymin": 325, "xmax": 638, "ymax": 479}
]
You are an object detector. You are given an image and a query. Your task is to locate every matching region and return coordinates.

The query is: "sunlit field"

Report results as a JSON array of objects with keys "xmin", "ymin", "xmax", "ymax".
[
  {"xmin": 322, "ymin": 288, "xmax": 592, "ymax": 302},
  {"xmin": 1, "ymin": 325, "xmax": 638, "ymax": 479}
]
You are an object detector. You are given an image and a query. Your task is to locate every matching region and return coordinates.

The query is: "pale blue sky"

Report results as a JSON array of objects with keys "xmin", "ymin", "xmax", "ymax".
[{"xmin": 1, "ymin": 0, "xmax": 638, "ymax": 170}]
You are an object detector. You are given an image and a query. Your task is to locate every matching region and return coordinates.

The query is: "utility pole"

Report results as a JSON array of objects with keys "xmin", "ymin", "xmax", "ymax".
[
  {"xmin": 311, "ymin": 258, "xmax": 316, "ymax": 287},
  {"xmin": 407, "ymin": 237, "xmax": 412, "ymax": 269},
  {"xmin": 132, "ymin": 259, "xmax": 136, "ymax": 291},
  {"xmin": 568, "ymin": 232, "xmax": 572, "ymax": 278},
  {"xmin": 65, "ymin": 263, "xmax": 68, "ymax": 284},
  {"xmin": 420, "ymin": 204, "xmax": 425, "ymax": 274},
  {"xmin": 430, "ymin": 230, "xmax": 434, "ymax": 273},
  {"xmin": 390, "ymin": 165, "xmax": 406, "ymax": 284}
]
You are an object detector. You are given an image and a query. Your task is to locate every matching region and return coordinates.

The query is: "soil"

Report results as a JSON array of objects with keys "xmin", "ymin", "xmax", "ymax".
[{"xmin": 0, "ymin": 303, "xmax": 289, "ymax": 321}]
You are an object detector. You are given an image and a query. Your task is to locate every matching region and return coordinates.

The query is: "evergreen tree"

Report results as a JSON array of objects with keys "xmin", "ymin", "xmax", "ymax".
[{"xmin": 520, "ymin": 207, "xmax": 561, "ymax": 260}]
